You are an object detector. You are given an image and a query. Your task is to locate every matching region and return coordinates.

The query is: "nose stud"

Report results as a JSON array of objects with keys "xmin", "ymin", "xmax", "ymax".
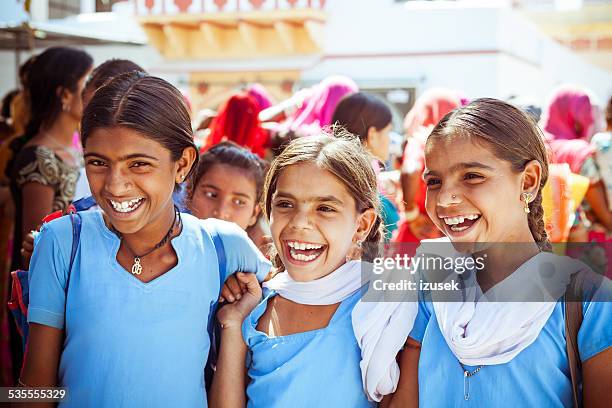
[{"xmin": 452, "ymin": 194, "xmax": 457, "ymax": 199}]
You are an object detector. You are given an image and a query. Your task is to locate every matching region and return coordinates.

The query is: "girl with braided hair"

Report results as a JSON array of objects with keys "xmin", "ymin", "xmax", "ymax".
[{"xmin": 384, "ymin": 98, "xmax": 611, "ymax": 407}]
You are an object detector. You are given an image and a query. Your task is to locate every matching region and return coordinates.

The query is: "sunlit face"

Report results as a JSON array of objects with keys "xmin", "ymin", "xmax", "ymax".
[
  {"xmin": 366, "ymin": 122, "xmax": 392, "ymax": 162},
  {"xmin": 84, "ymin": 127, "xmax": 183, "ymax": 235},
  {"xmin": 270, "ymin": 163, "xmax": 368, "ymax": 282},
  {"xmin": 190, "ymin": 163, "xmax": 259, "ymax": 230},
  {"xmin": 424, "ymin": 134, "xmax": 530, "ymax": 248}
]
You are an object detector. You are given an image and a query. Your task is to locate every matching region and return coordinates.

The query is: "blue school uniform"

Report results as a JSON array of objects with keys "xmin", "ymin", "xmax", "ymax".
[
  {"xmin": 242, "ymin": 288, "xmax": 374, "ymax": 408},
  {"xmin": 27, "ymin": 211, "xmax": 271, "ymax": 407},
  {"xmin": 409, "ymin": 287, "xmax": 612, "ymax": 407}
]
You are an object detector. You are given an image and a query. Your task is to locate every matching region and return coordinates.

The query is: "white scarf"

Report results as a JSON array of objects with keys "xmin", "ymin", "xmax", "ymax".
[
  {"xmin": 262, "ymin": 260, "xmax": 363, "ymax": 304},
  {"xmin": 421, "ymin": 239, "xmax": 587, "ymax": 366},
  {"xmin": 263, "ymin": 260, "xmax": 418, "ymax": 403}
]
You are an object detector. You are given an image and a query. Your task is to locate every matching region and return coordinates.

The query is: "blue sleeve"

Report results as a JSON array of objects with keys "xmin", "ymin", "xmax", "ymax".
[
  {"xmin": 204, "ymin": 219, "xmax": 271, "ymax": 283},
  {"xmin": 27, "ymin": 217, "xmax": 73, "ymax": 329},
  {"xmin": 409, "ymin": 293, "xmax": 432, "ymax": 343},
  {"xmin": 578, "ymin": 281, "xmax": 612, "ymax": 362}
]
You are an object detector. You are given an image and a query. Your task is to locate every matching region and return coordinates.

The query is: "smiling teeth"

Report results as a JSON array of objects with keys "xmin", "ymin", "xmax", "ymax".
[
  {"xmin": 110, "ymin": 198, "xmax": 144, "ymax": 213},
  {"xmin": 289, "ymin": 249, "xmax": 318, "ymax": 262},
  {"xmin": 287, "ymin": 241, "xmax": 324, "ymax": 250},
  {"xmin": 443, "ymin": 214, "xmax": 480, "ymax": 225}
]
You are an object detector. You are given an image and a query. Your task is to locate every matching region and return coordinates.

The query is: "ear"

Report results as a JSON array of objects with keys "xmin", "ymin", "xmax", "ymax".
[
  {"xmin": 175, "ymin": 146, "xmax": 198, "ymax": 184},
  {"xmin": 248, "ymin": 204, "xmax": 261, "ymax": 228},
  {"xmin": 521, "ymin": 160, "xmax": 542, "ymax": 197},
  {"xmin": 365, "ymin": 126, "xmax": 377, "ymax": 147},
  {"xmin": 57, "ymin": 86, "xmax": 73, "ymax": 110},
  {"xmin": 354, "ymin": 208, "xmax": 377, "ymax": 242}
]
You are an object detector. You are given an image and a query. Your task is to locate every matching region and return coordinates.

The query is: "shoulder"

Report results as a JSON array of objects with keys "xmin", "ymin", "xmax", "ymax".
[
  {"xmin": 200, "ymin": 217, "xmax": 247, "ymax": 237},
  {"xmin": 180, "ymin": 214, "xmax": 250, "ymax": 247},
  {"xmin": 242, "ymin": 288, "xmax": 275, "ymax": 344}
]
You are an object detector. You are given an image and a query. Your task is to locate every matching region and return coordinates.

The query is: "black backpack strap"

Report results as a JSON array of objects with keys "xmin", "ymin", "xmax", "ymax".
[{"xmin": 564, "ymin": 273, "xmax": 583, "ymax": 408}]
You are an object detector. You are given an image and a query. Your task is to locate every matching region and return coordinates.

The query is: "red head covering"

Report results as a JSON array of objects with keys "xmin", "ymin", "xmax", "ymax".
[
  {"xmin": 209, "ymin": 93, "xmax": 268, "ymax": 158},
  {"xmin": 543, "ymin": 86, "xmax": 595, "ymax": 173}
]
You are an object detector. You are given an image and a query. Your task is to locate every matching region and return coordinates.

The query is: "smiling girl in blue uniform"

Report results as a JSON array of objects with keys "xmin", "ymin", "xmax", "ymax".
[
  {"xmin": 383, "ymin": 98, "xmax": 611, "ymax": 407},
  {"xmin": 19, "ymin": 72, "xmax": 270, "ymax": 407},
  {"xmin": 210, "ymin": 133, "xmax": 417, "ymax": 407}
]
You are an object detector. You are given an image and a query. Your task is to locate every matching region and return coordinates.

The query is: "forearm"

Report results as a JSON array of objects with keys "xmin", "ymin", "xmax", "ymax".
[
  {"xmin": 209, "ymin": 325, "xmax": 249, "ymax": 408},
  {"xmin": 584, "ymin": 182, "xmax": 612, "ymax": 231},
  {"xmin": 17, "ymin": 323, "xmax": 62, "ymax": 408},
  {"xmin": 381, "ymin": 338, "xmax": 420, "ymax": 408},
  {"xmin": 583, "ymin": 347, "xmax": 612, "ymax": 408}
]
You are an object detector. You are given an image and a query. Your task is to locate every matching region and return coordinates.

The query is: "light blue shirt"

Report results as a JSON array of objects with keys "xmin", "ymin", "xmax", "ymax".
[
  {"xmin": 242, "ymin": 288, "xmax": 374, "ymax": 408},
  {"xmin": 409, "ymin": 284, "xmax": 612, "ymax": 407},
  {"xmin": 28, "ymin": 211, "xmax": 271, "ymax": 407}
]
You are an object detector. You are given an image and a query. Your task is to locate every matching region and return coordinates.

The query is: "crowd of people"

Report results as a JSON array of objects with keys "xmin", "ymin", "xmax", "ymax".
[{"xmin": 0, "ymin": 46, "xmax": 610, "ymax": 407}]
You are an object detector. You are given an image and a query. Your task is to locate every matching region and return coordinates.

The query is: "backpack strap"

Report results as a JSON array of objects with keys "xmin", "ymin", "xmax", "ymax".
[
  {"xmin": 564, "ymin": 273, "xmax": 584, "ymax": 408},
  {"xmin": 204, "ymin": 225, "xmax": 227, "ymax": 390},
  {"xmin": 65, "ymin": 212, "xmax": 82, "ymax": 298},
  {"xmin": 209, "ymin": 228, "xmax": 226, "ymax": 289},
  {"xmin": 71, "ymin": 196, "xmax": 97, "ymax": 212}
]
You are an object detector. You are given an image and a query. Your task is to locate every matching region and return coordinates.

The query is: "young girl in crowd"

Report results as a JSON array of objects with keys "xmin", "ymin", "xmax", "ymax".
[
  {"xmin": 210, "ymin": 133, "xmax": 413, "ymax": 407},
  {"xmin": 331, "ymin": 91, "xmax": 399, "ymax": 240},
  {"xmin": 20, "ymin": 72, "xmax": 271, "ymax": 407},
  {"xmin": 187, "ymin": 141, "xmax": 270, "ymax": 253},
  {"xmin": 384, "ymin": 98, "xmax": 611, "ymax": 407}
]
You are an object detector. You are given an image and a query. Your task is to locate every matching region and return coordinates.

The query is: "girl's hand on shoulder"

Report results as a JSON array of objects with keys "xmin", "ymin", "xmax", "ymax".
[{"xmin": 217, "ymin": 272, "xmax": 262, "ymax": 329}]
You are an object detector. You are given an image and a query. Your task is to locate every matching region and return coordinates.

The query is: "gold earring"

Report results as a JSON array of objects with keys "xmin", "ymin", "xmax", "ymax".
[{"xmin": 522, "ymin": 192, "xmax": 532, "ymax": 213}]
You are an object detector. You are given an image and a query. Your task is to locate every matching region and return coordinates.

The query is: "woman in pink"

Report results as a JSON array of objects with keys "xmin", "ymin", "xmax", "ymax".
[
  {"xmin": 543, "ymin": 85, "xmax": 612, "ymax": 240},
  {"xmin": 393, "ymin": 88, "xmax": 462, "ymax": 243}
]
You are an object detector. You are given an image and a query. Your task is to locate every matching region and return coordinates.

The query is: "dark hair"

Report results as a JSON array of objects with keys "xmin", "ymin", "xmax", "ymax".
[
  {"xmin": 188, "ymin": 141, "xmax": 268, "ymax": 203},
  {"xmin": 81, "ymin": 72, "xmax": 198, "ymax": 189},
  {"xmin": 19, "ymin": 56, "xmax": 36, "ymax": 88},
  {"xmin": 263, "ymin": 128, "xmax": 383, "ymax": 270},
  {"xmin": 83, "ymin": 59, "xmax": 145, "ymax": 99},
  {"xmin": 606, "ymin": 96, "xmax": 612, "ymax": 127},
  {"xmin": 331, "ymin": 92, "xmax": 392, "ymax": 143},
  {"xmin": 23, "ymin": 47, "xmax": 93, "ymax": 140},
  {"xmin": 1, "ymin": 89, "xmax": 19, "ymax": 119},
  {"xmin": 428, "ymin": 98, "xmax": 551, "ymax": 251}
]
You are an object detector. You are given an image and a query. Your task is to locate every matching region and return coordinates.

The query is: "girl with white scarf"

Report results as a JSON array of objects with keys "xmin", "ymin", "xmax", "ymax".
[
  {"xmin": 382, "ymin": 99, "xmax": 612, "ymax": 408},
  {"xmin": 209, "ymin": 133, "xmax": 418, "ymax": 407}
]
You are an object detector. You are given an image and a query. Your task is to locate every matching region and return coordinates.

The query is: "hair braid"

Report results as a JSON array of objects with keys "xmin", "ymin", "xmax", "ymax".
[{"xmin": 527, "ymin": 191, "xmax": 552, "ymax": 252}]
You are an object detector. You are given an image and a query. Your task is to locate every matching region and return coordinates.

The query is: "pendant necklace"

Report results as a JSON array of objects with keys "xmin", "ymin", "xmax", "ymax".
[
  {"xmin": 112, "ymin": 207, "xmax": 181, "ymax": 275},
  {"xmin": 461, "ymin": 363, "xmax": 484, "ymax": 401}
]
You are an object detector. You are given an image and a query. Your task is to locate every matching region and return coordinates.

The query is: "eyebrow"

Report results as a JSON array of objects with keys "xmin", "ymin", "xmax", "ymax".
[
  {"xmin": 83, "ymin": 152, "xmax": 160, "ymax": 162},
  {"xmin": 423, "ymin": 161, "xmax": 495, "ymax": 178},
  {"xmin": 201, "ymin": 183, "xmax": 253, "ymax": 200},
  {"xmin": 274, "ymin": 191, "xmax": 345, "ymax": 205}
]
